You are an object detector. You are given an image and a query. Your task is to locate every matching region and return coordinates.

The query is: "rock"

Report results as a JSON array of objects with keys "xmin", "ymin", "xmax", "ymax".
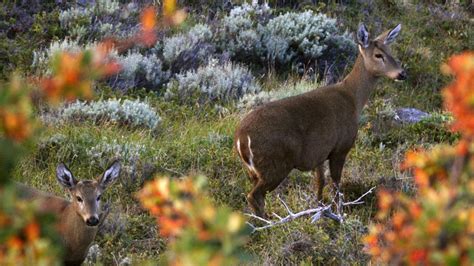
[
  {"xmin": 119, "ymin": 257, "xmax": 132, "ymax": 266},
  {"xmin": 394, "ymin": 108, "xmax": 430, "ymax": 124},
  {"xmin": 372, "ymin": 107, "xmax": 430, "ymax": 138},
  {"xmin": 85, "ymin": 244, "xmax": 102, "ymax": 264}
]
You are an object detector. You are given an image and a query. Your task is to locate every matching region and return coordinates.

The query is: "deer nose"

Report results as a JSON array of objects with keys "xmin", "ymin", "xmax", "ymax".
[
  {"xmin": 86, "ymin": 216, "xmax": 99, "ymax": 226},
  {"xmin": 397, "ymin": 70, "xmax": 407, "ymax": 81}
]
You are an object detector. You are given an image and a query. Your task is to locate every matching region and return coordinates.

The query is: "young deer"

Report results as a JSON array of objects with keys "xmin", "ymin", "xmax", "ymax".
[
  {"xmin": 235, "ymin": 24, "xmax": 406, "ymax": 218},
  {"xmin": 17, "ymin": 161, "xmax": 121, "ymax": 266}
]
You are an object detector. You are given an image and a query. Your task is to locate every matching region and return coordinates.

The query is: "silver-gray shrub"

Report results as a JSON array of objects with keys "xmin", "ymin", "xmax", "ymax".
[
  {"xmin": 216, "ymin": 2, "xmax": 270, "ymax": 62},
  {"xmin": 162, "ymin": 24, "xmax": 215, "ymax": 73},
  {"xmin": 238, "ymin": 80, "xmax": 319, "ymax": 110},
  {"xmin": 261, "ymin": 10, "xmax": 356, "ymax": 65},
  {"xmin": 59, "ymin": 98, "xmax": 161, "ymax": 130},
  {"xmin": 111, "ymin": 52, "xmax": 170, "ymax": 91},
  {"xmin": 165, "ymin": 59, "xmax": 261, "ymax": 103},
  {"xmin": 32, "ymin": 39, "xmax": 88, "ymax": 74},
  {"xmin": 59, "ymin": 0, "xmax": 139, "ymax": 42}
]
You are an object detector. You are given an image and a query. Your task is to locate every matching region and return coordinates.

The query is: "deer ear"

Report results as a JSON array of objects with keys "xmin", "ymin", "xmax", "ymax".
[
  {"xmin": 99, "ymin": 161, "xmax": 121, "ymax": 189},
  {"xmin": 357, "ymin": 24, "xmax": 369, "ymax": 48},
  {"xmin": 376, "ymin": 24, "xmax": 401, "ymax": 45},
  {"xmin": 56, "ymin": 163, "xmax": 77, "ymax": 189}
]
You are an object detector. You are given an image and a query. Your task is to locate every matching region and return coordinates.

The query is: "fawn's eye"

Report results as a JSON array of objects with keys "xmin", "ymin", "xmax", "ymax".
[
  {"xmin": 97, "ymin": 195, "xmax": 101, "ymax": 201},
  {"xmin": 76, "ymin": 196, "xmax": 83, "ymax": 203},
  {"xmin": 375, "ymin": 54, "xmax": 384, "ymax": 60}
]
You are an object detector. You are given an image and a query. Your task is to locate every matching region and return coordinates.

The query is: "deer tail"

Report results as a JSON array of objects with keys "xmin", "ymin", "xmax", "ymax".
[{"xmin": 236, "ymin": 135, "xmax": 258, "ymax": 176}]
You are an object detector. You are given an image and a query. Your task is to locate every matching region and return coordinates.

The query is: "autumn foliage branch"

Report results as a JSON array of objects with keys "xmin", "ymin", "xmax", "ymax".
[{"xmin": 364, "ymin": 52, "xmax": 474, "ymax": 265}]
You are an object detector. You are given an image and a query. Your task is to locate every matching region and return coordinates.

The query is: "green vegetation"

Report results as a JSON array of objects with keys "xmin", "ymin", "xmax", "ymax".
[{"xmin": 2, "ymin": 0, "xmax": 472, "ymax": 264}]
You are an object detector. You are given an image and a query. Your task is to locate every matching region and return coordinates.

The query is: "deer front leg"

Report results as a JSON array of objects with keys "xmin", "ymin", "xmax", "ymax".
[
  {"xmin": 329, "ymin": 154, "xmax": 347, "ymax": 214},
  {"xmin": 313, "ymin": 165, "xmax": 325, "ymax": 204}
]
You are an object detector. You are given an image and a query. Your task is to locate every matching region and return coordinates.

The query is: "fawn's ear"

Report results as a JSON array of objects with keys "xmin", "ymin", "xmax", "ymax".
[
  {"xmin": 99, "ymin": 161, "xmax": 121, "ymax": 189},
  {"xmin": 375, "ymin": 24, "xmax": 401, "ymax": 45},
  {"xmin": 357, "ymin": 24, "xmax": 370, "ymax": 49},
  {"xmin": 56, "ymin": 163, "xmax": 77, "ymax": 189}
]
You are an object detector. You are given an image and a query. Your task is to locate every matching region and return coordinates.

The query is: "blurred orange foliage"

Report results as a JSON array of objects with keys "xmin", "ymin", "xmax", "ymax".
[{"xmin": 364, "ymin": 52, "xmax": 474, "ymax": 265}]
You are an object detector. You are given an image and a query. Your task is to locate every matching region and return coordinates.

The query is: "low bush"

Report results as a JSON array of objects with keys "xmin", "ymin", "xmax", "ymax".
[
  {"xmin": 111, "ymin": 51, "xmax": 170, "ymax": 91},
  {"xmin": 216, "ymin": 3, "xmax": 356, "ymax": 76},
  {"xmin": 238, "ymin": 80, "xmax": 318, "ymax": 110},
  {"xmin": 261, "ymin": 10, "xmax": 356, "ymax": 72},
  {"xmin": 165, "ymin": 59, "xmax": 261, "ymax": 103},
  {"xmin": 58, "ymin": 0, "xmax": 139, "ymax": 42},
  {"xmin": 215, "ymin": 2, "xmax": 270, "ymax": 63},
  {"xmin": 57, "ymin": 98, "xmax": 161, "ymax": 130},
  {"xmin": 162, "ymin": 24, "xmax": 215, "ymax": 73}
]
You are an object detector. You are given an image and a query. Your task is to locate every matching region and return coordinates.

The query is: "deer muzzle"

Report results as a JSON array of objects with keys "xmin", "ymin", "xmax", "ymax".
[
  {"xmin": 395, "ymin": 70, "xmax": 407, "ymax": 81},
  {"xmin": 85, "ymin": 216, "xmax": 99, "ymax": 226}
]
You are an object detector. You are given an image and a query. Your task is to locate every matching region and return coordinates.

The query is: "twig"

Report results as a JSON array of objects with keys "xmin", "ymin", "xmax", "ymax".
[
  {"xmin": 343, "ymin": 186, "xmax": 376, "ymax": 206},
  {"xmin": 246, "ymin": 186, "xmax": 376, "ymax": 232}
]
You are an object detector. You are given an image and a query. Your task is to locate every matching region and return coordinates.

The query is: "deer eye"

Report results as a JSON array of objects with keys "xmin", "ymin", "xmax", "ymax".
[
  {"xmin": 375, "ymin": 54, "xmax": 384, "ymax": 60},
  {"xmin": 97, "ymin": 195, "xmax": 101, "ymax": 201},
  {"xmin": 76, "ymin": 196, "xmax": 83, "ymax": 203}
]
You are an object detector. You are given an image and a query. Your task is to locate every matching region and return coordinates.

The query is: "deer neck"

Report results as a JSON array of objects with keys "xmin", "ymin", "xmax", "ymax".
[
  {"xmin": 60, "ymin": 203, "xmax": 98, "ymax": 260},
  {"xmin": 342, "ymin": 54, "xmax": 379, "ymax": 115}
]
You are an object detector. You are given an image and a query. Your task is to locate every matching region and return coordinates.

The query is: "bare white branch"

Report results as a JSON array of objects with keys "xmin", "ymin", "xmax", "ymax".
[
  {"xmin": 244, "ymin": 213, "xmax": 272, "ymax": 225},
  {"xmin": 277, "ymin": 194, "xmax": 294, "ymax": 216},
  {"xmin": 343, "ymin": 186, "xmax": 376, "ymax": 206},
  {"xmin": 245, "ymin": 186, "xmax": 376, "ymax": 232}
]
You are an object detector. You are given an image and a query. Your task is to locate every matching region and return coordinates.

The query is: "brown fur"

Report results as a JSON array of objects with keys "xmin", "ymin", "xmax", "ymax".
[
  {"xmin": 235, "ymin": 25, "xmax": 406, "ymax": 217},
  {"xmin": 16, "ymin": 161, "xmax": 120, "ymax": 265}
]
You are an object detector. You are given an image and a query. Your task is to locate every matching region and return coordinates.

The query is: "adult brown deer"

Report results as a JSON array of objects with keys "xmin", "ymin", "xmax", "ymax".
[
  {"xmin": 235, "ymin": 24, "xmax": 406, "ymax": 218},
  {"xmin": 17, "ymin": 161, "xmax": 121, "ymax": 266}
]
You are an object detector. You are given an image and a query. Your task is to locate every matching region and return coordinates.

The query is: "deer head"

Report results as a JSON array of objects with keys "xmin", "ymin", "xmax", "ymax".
[
  {"xmin": 357, "ymin": 24, "xmax": 407, "ymax": 81},
  {"xmin": 56, "ymin": 161, "xmax": 121, "ymax": 226}
]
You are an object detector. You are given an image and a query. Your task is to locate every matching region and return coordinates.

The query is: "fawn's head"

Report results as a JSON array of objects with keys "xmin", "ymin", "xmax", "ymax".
[
  {"xmin": 356, "ymin": 24, "xmax": 407, "ymax": 81},
  {"xmin": 56, "ymin": 161, "xmax": 121, "ymax": 227}
]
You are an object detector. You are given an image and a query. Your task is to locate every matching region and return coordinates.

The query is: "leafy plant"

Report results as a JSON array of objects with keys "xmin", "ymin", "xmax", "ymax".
[
  {"xmin": 138, "ymin": 175, "xmax": 251, "ymax": 265},
  {"xmin": 364, "ymin": 52, "xmax": 474, "ymax": 265}
]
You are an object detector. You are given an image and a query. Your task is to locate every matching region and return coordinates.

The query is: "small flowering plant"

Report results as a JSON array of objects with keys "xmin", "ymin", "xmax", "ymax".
[
  {"xmin": 138, "ymin": 175, "xmax": 251, "ymax": 265},
  {"xmin": 364, "ymin": 52, "xmax": 474, "ymax": 265}
]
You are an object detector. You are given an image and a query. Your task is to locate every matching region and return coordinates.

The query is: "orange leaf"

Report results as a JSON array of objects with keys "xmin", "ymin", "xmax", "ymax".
[{"xmin": 141, "ymin": 7, "xmax": 157, "ymax": 31}]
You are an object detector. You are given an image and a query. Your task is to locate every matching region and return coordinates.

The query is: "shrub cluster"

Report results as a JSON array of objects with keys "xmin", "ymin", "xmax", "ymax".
[
  {"xmin": 261, "ymin": 11, "xmax": 355, "ymax": 67},
  {"xmin": 32, "ymin": 2, "xmax": 355, "ymax": 101},
  {"xmin": 216, "ymin": 3, "xmax": 356, "ymax": 73},
  {"xmin": 58, "ymin": 98, "xmax": 161, "ymax": 130}
]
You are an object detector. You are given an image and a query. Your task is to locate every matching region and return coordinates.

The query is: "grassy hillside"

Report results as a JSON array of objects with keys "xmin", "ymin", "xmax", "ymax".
[{"xmin": 2, "ymin": 0, "xmax": 472, "ymax": 264}]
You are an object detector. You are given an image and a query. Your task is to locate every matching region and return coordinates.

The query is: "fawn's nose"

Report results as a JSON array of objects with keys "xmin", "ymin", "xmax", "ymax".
[
  {"xmin": 86, "ymin": 216, "xmax": 99, "ymax": 226},
  {"xmin": 396, "ymin": 70, "xmax": 407, "ymax": 81}
]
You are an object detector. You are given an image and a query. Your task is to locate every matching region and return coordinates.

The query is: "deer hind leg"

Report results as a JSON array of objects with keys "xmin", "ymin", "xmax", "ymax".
[
  {"xmin": 247, "ymin": 179, "xmax": 267, "ymax": 218},
  {"xmin": 247, "ymin": 169, "xmax": 259, "ymax": 187},
  {"xmin": 247, "ymin": 168, "xmax": 290, "ymax": 218},
  {"xmin": 313, "ymin": 165, "xmax": 325, "ymax": 203}
]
